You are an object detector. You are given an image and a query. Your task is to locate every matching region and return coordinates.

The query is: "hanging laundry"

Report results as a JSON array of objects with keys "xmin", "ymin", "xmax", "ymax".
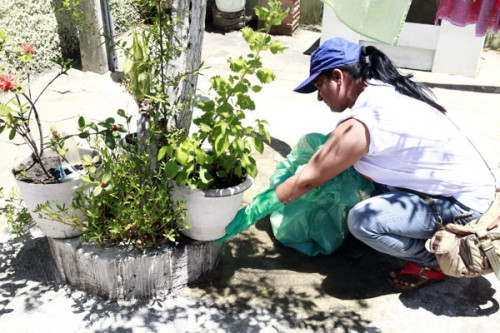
[
  {"xmin": 435, "ymin": 0, "xmax": 500, "ymax": 37},
  {"xmin": 320, "ymin": 0, "xmax": 413, "ymax": 46}
]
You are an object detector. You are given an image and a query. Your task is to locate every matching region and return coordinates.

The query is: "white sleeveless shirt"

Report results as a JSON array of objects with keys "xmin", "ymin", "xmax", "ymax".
[{"xmin": 336, "ymin": 80, "xmax": 495, "ymax": 212}]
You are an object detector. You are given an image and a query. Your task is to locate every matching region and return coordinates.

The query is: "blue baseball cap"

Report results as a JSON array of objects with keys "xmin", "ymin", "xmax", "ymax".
[{"xmin": 294, "ymin": 38, "xmax": 362, "ymax": 94}]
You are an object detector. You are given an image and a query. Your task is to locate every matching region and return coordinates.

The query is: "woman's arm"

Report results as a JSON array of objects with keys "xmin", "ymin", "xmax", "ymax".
[{"xmin": 275, "ymin": 118, "xmax": 370, "ymax": 204}]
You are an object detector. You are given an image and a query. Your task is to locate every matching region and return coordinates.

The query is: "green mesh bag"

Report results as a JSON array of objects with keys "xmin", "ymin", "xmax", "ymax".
[{"xmin": 270, "ymin": 133, "xmax": 374, "ymax": 256}]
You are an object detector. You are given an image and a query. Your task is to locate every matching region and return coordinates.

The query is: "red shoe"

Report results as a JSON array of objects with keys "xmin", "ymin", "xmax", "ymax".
[{"xmin": 387, "ymin": 262, "xmax": 447, "ymax": 290}]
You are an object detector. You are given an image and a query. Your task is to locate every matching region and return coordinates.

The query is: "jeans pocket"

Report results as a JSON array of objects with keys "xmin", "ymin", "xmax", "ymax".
[{"xmin": 450, "ymin": 201, "xmax": 481, "ymax": 225}]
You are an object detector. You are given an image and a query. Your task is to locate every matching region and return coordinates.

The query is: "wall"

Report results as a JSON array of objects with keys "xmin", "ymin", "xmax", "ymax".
[
  {"xmin": 320, "ymin": 2, "xmax": 486, "ymax": 76},
  {"xmin": 299, "ymin": 0, "xmax": 323, "ymax": 27}
]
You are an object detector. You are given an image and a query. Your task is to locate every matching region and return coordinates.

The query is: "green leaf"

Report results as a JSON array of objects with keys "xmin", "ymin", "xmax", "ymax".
[
  {"xmin": 214, "ymin": 133, "xmax": 229, "ymax": 155},
  {"xmin": 241, "ymin": 154, "xmax": 257, "ymax": 178},
  {"xmin": 164, "ymin": 160, "xmax": 179, "ymax": 178},
  {"xmin": 252, "ymin": 136, "xmax": 264, "ymax": 154},
  {"xmin": 215, "ymin": 169, "xmax": 227, "ymax": 179},
  {"xmin": 79, "ymin": 131, "xmax": 90, "ymax": 139},
  {"xmin": 93, "ymin": 186, "xmax": 103, "ymax": 196},
  {"xmin": 199, "ymin": 168, "xmax": 214, "ymax": 186},
  {"xmin": 256, "ymin": 69, "xmax": 276, "ymax": 84},
  {"xmin": 232, "ymin": 138, "xmax": 246, "ymax": 153},
  {"xmin": 241, "ymin": 27, "xmax": 258, "ymax": 44},
  {"xmin": 157, "ymin": 146, "xmax": 169, "ymax": 161},
  {"xmin": 78, "ymin": 116, "xmax": 85, "ymax": 128},
  {"xmin": 105, "ymin": 130, "xmax": 116, "ymax": 150},
  {"xmin": 233, "ymin": 82, "xmax": 249, "ymax": 94},
  {"xmin": 102, "ymin": 172, "xmax": 111, "ymax": 184},
  {"xmin": 0, "ymin": 103, "xmax": 12, "ymax": 116},
  {"xmin": 237, "ymin": 94, "xmax": 255, "ymax": 110},
  {"xmin": 228, "ymin": 57, "xmax": 246, "ymax": 73},
  {"xmin": 79, "ymin": 174, "xmax": 92, "ymax": 183},
  {"xmin": 117, "ymin": 109, "xmax": 126, "ymax": 117},
  {"xmin": 234, "ymin": 163, "xmax": 242, "ymax": 178},
  {"xmin": 210, "ymin": 76, "xmax": 230, "ymax": 94},
  {"xmin": 251, "ymin": 85, "xmax": 263, "ymax": 93},
  {"xmin": 175, "ymin": 148, "xmax": 189, "ymax": 165},
  {"xmin": 270, "ymin": 40, "xmax": 288, "ymax": 54},
  {"xmin": 195, "ymin": 149, "xmax": 209, "ymax": 164},
  {"xmin": 197, "ymin": 99, "xmax": 215, "ymax": 112},
  {"xmin": 8, "ymin": 128, "xmax": 15, "ymax": 140},
  {"xmin": 175, "ymin": 169, "xmax": 188, "ymax": 186},
  {"xmin": 197, "ymin": 120, "xmax": 213, "ymax": 134}
]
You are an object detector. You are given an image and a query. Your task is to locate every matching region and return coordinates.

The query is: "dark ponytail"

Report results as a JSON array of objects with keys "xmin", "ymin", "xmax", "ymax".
[{"xmin": 340, "ymin": 46, "xmax": 446, "ymax": 113}]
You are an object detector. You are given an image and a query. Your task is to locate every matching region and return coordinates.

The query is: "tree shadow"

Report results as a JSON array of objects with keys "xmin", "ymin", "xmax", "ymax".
[
  {"xmin": 399, "ymin": 276, "xmax": 499, "ymax": 317},
  {"xmin": 212, "ymin": 217, "xmax": 403, "ymax": 300},
  {"xmin": 422, "ymin": 82, "xmax": 500, "ymax": 94},
  {"xmin": 1, "ymin": 214, "xmax": 498, "ymax": 332},
  {"xmin": 0, "ymin": 236, "xmax": 62, "ymax": 316}
]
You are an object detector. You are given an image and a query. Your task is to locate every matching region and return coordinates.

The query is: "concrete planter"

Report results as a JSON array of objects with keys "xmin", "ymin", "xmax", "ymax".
[
  {"xmin": 14, "ymin": 148, "xmax": 97, "ymax": 239},
  {"xmin": 49, "ymin": 236, "xmax": 222, "ymax": 300},
  {"xmin": 172, "ymin": 176, "xmax": 253, "ymax": 241}
]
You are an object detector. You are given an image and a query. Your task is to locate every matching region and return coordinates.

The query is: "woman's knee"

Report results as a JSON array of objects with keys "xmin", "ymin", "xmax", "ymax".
[{"xmin": 347, "ymin": 201, "xmax": 372, "ymax": 238}]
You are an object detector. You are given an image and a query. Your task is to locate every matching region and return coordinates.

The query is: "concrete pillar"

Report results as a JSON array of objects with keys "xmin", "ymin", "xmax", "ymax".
[{"xmin": 78, "ymin": 0, "xmax": 114, "ymax": 74}]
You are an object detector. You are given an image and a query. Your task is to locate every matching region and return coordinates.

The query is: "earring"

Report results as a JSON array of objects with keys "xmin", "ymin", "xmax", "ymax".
[{"xmin": 337, "ymin": 80, "xmax": 341, "ymax": 86}]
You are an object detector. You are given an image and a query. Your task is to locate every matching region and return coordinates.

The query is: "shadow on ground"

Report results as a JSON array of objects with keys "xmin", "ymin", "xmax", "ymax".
[{"xmin": 0, "ymin": 218, "xmax": 498, "ymax": 331}]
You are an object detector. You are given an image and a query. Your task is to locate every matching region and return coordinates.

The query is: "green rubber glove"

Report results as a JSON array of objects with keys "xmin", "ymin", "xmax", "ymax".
[{"xmin": 216, "ymin": 187, "xmax": 283, "ymax": 242}]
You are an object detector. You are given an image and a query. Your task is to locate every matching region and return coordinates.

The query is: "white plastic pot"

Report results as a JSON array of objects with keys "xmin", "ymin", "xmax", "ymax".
[
  {"xmin": 172, "ymin": 176, "xmax": 253, "ymax": 241},
  {"xmin": 14, "ymin": 148, "xmax": 96, "ymax": 238},
  {"xmin": 215, "ymin": 0, "xmax": 246, "ymax": 13}
]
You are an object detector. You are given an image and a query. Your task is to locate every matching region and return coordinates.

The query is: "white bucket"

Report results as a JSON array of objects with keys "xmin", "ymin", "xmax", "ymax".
[
  {"xmin": 14, "ymin": 148, "xmax": 96, "ymax": 238},
  {"xmin": 172, "ymin": 176, "xmax": 253, "ymax": 241},
  {"xmin": 215, "ymin": 0, "xmax": 246, "ymax": 13}
]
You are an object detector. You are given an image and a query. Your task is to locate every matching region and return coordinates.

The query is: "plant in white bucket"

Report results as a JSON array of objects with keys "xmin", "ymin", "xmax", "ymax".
[
  {"xmin": 0, "ymin": 30, "xmax": 96, "ymax": 238},
  {"xmin": 160, "ymin": 1, "xmax": 289, "ymax": 241}
]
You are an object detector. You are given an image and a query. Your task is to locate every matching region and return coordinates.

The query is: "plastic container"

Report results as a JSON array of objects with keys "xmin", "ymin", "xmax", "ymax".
[{"xmin": 215, "ymin": 0, "xmax": 246, "ymax": 13}]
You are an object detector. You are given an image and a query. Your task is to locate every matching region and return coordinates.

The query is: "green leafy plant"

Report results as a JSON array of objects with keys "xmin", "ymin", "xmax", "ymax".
[
  {"xmin": 65, "ymin": 113, "xmax": 187, "ymax": 249},
  {"xmin": 159, "ymin": 0, "xmax": 289, "ymax": 190},
  {"xmin": 42, "ymin": 0, "xmax": 197, "ymax": 248},
  {"xmin": 0, "ymin": 187, "xmax": 34, "ymax": 239}
]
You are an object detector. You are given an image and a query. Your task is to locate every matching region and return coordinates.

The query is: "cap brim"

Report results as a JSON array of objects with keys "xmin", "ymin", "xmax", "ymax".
[{"xmin": 293, "ymin": 72, "xmax": 320, "ymax": 94}]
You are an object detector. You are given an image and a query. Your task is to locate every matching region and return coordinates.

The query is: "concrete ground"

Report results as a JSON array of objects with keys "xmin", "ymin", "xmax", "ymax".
[{"xmin": 1, "ymin": 25, "xmax": 500, "ymax": 332}]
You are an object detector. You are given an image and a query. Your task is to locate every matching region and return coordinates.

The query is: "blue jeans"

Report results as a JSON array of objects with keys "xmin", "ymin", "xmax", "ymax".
[{"xmin": 347, "ymin": 185, "xmax": 482, "ymax": 267}]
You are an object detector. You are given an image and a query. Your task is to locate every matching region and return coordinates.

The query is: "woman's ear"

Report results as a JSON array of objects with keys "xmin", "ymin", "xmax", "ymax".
[{"xmin": 331, "ymin": 68, "xmax": 343, "ymax": 84}]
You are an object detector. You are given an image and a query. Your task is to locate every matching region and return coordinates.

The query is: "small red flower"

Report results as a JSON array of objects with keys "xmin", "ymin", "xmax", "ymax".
[
  {"xmin": 0, "ymin": 74, "xmax": 19, "ymax": 92},
  {"xmin": 100, "ymin": 182, "xmax": 107, "ymax": 188},
  {"xmin": 51, "ymin": 130, "xmax": 59, "ymax": 138},
  {"xmin": 112, "ymin": 124, "xmax": 118, "ymax": 131},
  {"xmin": 20, "ymin": 43, "xmax": 35, "ymax": 55}
]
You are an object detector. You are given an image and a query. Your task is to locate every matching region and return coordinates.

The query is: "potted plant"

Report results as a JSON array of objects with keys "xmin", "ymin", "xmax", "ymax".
[
  {"xmin": 65, "ymin": 0, "xmax": 289, "ymax": 244},
  {"xmin": 158, "ymin": 1, "xmax": 289, "ymax": 241},
  {"xmin": 29, "ymin": 1, "xmax": 219, "ymax": 299},
  {"xmin": 49, "ymin": 0, "xmax": 203, "ymax": 249},
  {"xmin": 0, "ymin": 29, "xmax": 94, "ymax": 238}
]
